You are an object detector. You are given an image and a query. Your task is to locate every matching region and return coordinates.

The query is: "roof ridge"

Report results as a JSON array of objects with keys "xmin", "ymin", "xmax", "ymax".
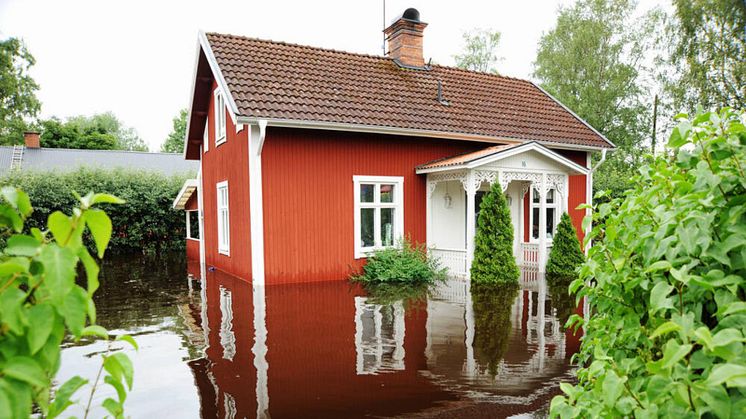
[{"xmin": 205, "ymin": 32, "xmax": 394, "ymax": 63}]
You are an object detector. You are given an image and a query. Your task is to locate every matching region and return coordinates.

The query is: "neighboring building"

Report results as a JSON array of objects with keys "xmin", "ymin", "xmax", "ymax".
[
  {"xmin": 179, "ymin": 8, "xmax": 614, "ymax": 285},
  {"xmin": 0, "ymin": 132, "xmax": 198, "ymax": 176}
]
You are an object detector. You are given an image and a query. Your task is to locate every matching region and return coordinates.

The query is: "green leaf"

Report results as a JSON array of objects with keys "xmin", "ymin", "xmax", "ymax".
[
  {"xmin": 646, "ymin": 260, "xmax": 672, "ymax": 272},
  {"xmin": 47, "ymin": 376, "xmax": 87, "ymax": 419},
  {"xmin": 706, "ymin": 363, "xmax": 746, "ymax": 387},
  {"xmin": 602, "ymin": 370, "xmax": 624, "ymax": 407},
  {"xmin": 77, "ymin": 248, "xmax": 99, "ymax": 296},
  {"xmin": 3, "ymin": 357, "xmax": 48, "ymax": 388},
  {"xmin": 0, "ymin": 205, "xmax": 23, "ymax": 232},
  {"xmin": 116, "ymin": 334, "xmax": 138, "ymax": 350},
  {"xmin": 82, "ymin": 325, "xmax": 108, "ymax": 339},
  {"xmin": 0, "ymin": 187, "xmax": 32, "ymax": 217},
  {"xmin": 61, "ymin": 286, "xmax": 88, "ymax": 337},
  {"xmin": 661, "ymin": 340, "xmax": 692, "ymax": 369},
  {"xmin": 37, "ymin": 244, "xmax": 77, "ymax": 304},
  {"xmin": 91, "ymin": 193, "xmax": 125, "ymax": 206},
  {"xmin": 0, "ymin": 257, "xmax": 29, "ymax": 276},
  {"xmin": 711, "ymin": 328, "xmax": 744, "ymax": 349},
  {"xmin": 650, "ymin": 282, "xmax": 674, "ymax": 312},
  {"xmin": 0, "ymin": 388, "xmax": 11, "ymax": 419},
  {"xmin": 104, "ymin": 375, "xmax": 127, "ymax": 404},
  {"xmin": 5, "ymin": 234, "xmax": 40, "ymax": 257},
  {"xmin": 0, "ymin": 287, "xmax": 27, "ymax": 334},
  {"xmin": 650, "ymin": 321, "xmax": 680, "ymax": 340},
  {"xmin": 47, "ymin": 211, "xmax": 73, "ymax": 245},
  {"xmin": 26, "ymin": 304, "xmax": 54, "ymax": 354},
  {"xmin": 84, "ymin": 209, "xmax": 112, "ymax": 258},
  {"xmin": 110, "ymin": 352, "xmax": 134, "ymax": 390}
]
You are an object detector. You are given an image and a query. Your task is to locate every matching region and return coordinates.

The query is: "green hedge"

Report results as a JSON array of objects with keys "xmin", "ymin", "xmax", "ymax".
[{"xmin": 0, "ymin": 167, "xmax": 193, "ymax": 253}]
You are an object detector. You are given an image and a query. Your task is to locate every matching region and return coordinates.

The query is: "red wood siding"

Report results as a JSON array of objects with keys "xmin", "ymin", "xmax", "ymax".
[
  {"xmin": 262, "ymin": 128, "xmax": 482, "ymax": 284},
  {"xmin": 554, "ymin": 149, "xmax": 588, "ymax": 168},
  {"xmin": 201, "ymin": 81, "xmax": 252, "ymax": 280},
  {"xmin": 568, "ymin": 174, "xmax": 587, "ymax": 243}
]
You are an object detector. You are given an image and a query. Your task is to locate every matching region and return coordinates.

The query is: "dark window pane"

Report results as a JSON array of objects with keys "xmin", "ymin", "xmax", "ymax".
[
  {"xmin": 189, "ymin": 211, "xmax": 200, "ymax": 239},
  {"xmin": 532, "ymin": 207, "xmax": 540, "ymax": 239},
  {"xmin": 546, "ymin": 208, "xmax": 556, "ymax": 239},
  {"xmin": 532, "ymin": 188, "xmax": 540, "ymax": 203},
  {"xmin": 361, "ymin": 208, "xmax": 374, "ymax": 247},
  {"xmin": 546, "ymin": 189, "xmax": 555, "ymax": 204},
  {"xmin": 380, "ymin": 208, "xmax": 394, "ymax": 246},
  {"xmin": 360, "ymin": 184, "xmax": 374, "ymax": 203},
  {"xmin": 380, "ymin": 184, "xmax": 394, "ymax": 203}
]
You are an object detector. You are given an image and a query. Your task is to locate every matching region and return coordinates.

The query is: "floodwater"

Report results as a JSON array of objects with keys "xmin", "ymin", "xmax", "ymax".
[{"xmin": 56, "ymin": 255, "xmax": 582, "ymax": 419}]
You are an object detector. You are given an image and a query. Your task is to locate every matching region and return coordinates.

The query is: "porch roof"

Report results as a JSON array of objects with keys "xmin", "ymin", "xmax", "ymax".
[
  {"xmin": 415, "ymin": 141, "xmax": 589, "ymax": 175},
  {"xmin": 172, "ymin": 179, "xmax": 198, "ymax": 210}
]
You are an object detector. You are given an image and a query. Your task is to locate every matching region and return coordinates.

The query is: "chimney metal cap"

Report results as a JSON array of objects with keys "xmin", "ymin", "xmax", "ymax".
[{"xmin": 401, "ymin": 8, "xmax": 420, "ymax": 22}]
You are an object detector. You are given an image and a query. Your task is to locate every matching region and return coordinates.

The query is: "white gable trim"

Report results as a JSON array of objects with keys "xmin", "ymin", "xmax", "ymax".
[
  {"xmin": 198, "ymin": 31, "xmax": 239, "ymax": 126},
  {"xmin": 416, "ymin": 142, "xmax": 589, "ymax": 175}
]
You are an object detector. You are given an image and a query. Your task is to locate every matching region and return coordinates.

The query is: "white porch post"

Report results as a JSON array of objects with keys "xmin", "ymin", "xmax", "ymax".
[
  {"xmin": 465, "ymin": 171, "xmax": 476, "ymax": 279},
  {"xmin": 426, "ymin": 176, "xmax": 433, "ymax": 249},
  {"xmin": 538, "ymin": 173, "xmax": 547, "ymax": 273}
]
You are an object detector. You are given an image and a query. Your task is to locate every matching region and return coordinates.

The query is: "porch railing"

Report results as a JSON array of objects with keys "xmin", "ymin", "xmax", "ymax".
[
  {"xmin": 519, "ymin": 243, "xmax": 540, "ymax": 269},
  {"xmin": 430, "ymin": 248, "xmax": 468, "ymax": 279}
]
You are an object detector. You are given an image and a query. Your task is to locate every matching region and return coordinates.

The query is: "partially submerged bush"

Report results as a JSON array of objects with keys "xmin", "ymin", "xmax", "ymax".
[
  {"xmin": 471, "ymin": 181, "xmax": 520, "ymax": 285},
  {"xmin": 1, "ymin": 167, "xmax": 192, "ymax": 254},
  {"xmin": 551, "ymin": 108, "xmax": 746, "ymax": 417},
  {"xmin": 351, "ymin": 238, "xmax": 447, "ymax": 284},
  {"xmin": 546, "ymin": 212, "xmax": 585, "ymax": 279}
]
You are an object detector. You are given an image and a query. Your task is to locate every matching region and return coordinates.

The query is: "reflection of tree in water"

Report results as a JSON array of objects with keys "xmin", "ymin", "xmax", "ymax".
[
  {"xmin": 546, "ymin": 274, "xmax": 577, "ymax": 329},
  {"xmin": 471, "ymin": 282, "xmax": 520, "ymax": 377},
  {"xmin": 360, "ymin": 281, "xmax": 431, "ymax": 311}
]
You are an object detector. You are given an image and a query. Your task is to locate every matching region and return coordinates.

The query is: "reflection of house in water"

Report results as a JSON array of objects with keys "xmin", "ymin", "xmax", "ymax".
[{"xmin": 183, "ymin": 268, "xmax": 581, "ymax": 418}]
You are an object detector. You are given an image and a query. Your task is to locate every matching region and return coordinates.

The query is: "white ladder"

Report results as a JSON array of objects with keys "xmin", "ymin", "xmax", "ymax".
[{"xmin": 10, "ymin": 145, "xmax": 24, "ymax": 170}]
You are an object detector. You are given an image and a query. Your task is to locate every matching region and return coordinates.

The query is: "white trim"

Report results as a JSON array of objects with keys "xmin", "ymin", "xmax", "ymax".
[
  {"xmin": 203, "ymin": 119, "xmax": 209, "ymax": 153},
  {"xmin": 214, "ymin": 88, "xmax": 227, "ymax": 146},
  {"xmin": 236, "ymin": 116, "xmax": 613, "ymax": 152},
  {"xmin": 216, "ymin": 180, "xmax": 230, "ymax": 256},
  {"xmin": 186, "ymin": 209, "xmax": 200, "ymax": 240},
  {"xmin": 530, "ymin": 81, "xmax": 617, "ymax": 149},
  {"xmin": 182, "ymin": 37, "xmax": 203, "ymax": 158},
  {"xmin": 198, "ymin": 31, "xmax": 240, "ymax": 124},
  {"xmin": 529, "ymin": 186, "xmax": 560, "ymax": 243},
  {"xmin": 249, "ymin": 122, "xmax": 267, "ymax": 284},
  {"xmin": 172, "ymin": 178, "xmax": 198, "ymax": 209},
  {"xmin": 197, "ymin": 159, "xmax": 206, "ymax": 268},
  {"xmin": 353, "ymin": 175, "xmax": 404, "ymax": 259},
  {"xmin": 416, "ymin": 142, "xmax": 590, "ymax": 175}
]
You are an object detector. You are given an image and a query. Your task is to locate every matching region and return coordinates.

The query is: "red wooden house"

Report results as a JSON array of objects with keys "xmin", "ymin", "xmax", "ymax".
[{"xmin": 174, "ymin": 8, "xmax": 614, "ymax": 285}]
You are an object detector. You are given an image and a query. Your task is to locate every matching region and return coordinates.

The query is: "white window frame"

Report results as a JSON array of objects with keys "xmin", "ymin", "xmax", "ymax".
[
  {"xmin": 214, "ymin": 89, "xmax": 226, "ymax": 146},
  {"xmin": 186, "ymin": 210, "xmax": 200, "ymax": 241},
  {"xmin": 203, "ymin": 119, "xmax": 209, "ymax": 153},
  {"xmin": 529, "ymin": 187, "xmax": 559, "ymax": 243},
  {"xmin": 353, "ymin": 176, "xmax": 404, "ymax": 259},
  {"xmin": 216, "ymin": 180, "xmax": 230, "ymax": 255}
]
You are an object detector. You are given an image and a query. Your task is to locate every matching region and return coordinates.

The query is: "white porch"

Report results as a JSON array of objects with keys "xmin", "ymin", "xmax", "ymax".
[{"xmin": 418, "ymin": 142, "xmax": 589, "ymax": 280}]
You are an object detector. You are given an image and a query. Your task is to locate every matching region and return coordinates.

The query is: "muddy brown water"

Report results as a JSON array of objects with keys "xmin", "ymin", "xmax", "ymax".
[{"xmin": 56, "ymin": 255, "xmax": 581, "ymax": 418}]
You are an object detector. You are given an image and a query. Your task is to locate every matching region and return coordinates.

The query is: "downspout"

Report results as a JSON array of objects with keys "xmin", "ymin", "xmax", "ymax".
[{"xmin": 585, "ymin": 148, "xmax": 607, "ymax": 254}]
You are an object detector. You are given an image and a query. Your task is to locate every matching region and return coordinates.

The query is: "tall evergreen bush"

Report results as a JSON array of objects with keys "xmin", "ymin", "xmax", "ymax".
[
  {"xmin": 470, "ymin": 181, "xmax": 520, "ymax": 284},
  {"xmin": 546, "ymin": 212, "xmax": 585, "ymax": 279}
]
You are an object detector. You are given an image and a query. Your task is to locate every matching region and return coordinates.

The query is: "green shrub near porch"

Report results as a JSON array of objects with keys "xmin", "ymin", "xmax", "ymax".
[
  {"xmin": 350, "ymin": 238, "xmax": 447, "ymax": 284},
  {"xmin": 546, "ymin": 212, "xmax": 585, "ymax": 279},
  {"xmin": 470, "ymin": 181, "xmax": 520, "ymax": 284}
]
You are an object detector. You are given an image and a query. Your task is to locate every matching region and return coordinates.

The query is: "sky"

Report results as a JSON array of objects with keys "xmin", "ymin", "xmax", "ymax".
[{"xmin": 1, "ymin": 0, "xmax": 651, "ymax": 151}]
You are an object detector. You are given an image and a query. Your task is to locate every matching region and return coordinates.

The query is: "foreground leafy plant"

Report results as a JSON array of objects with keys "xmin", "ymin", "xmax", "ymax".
[
  {"xmin": 0, "ymin": 188, "xmax": 137, "ymax": 418},
  {"xmin": 551, "ymin": 108, "xmax": 746, "ymax": 417},
  {"xmin": 350, "ymin": 238, "xmax": 447, "ymax": 284}
]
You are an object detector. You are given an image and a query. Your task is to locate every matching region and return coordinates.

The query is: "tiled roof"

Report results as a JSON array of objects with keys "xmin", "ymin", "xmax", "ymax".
[
  {"xmin": 205, "ymin": 33, "xmax": 613, "ymax": 149},
  {"xmin": 0, "ymin": 147, "xmax": 198, "ymax": 176},
  {"xmin": 416, "ymin": 143, "xmax": 520, "ymax": 170}
]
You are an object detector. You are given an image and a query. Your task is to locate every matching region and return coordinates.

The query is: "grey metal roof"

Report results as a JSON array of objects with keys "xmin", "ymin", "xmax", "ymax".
[{"xmin": 0, "ymin": 147, "xmax": 198, "ymax": 176}]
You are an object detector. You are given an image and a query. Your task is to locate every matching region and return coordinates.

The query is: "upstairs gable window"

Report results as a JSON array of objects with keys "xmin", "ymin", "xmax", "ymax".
[
  {"xmin": 353, "ymin": 176, "xmax": 404, "ymax": 258},
  {"xmin": 214, "ymin": 89, "xmax": 226, "ymax": 146}
]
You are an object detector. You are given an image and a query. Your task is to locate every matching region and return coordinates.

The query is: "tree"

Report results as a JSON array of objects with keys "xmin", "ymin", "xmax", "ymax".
[
  {"xmin": 551, "ymin": 108, "xmax": 746, "ymax": 417},
  {"xmin": 470, "ymin": 182, "xmax": 520, "ymax": 284},
  {"xmin": 0, "ymin": 38, "xmax": 41, "ymax": 146},
  {"xmin": 669, "ymin": 0, "xmax": 746, "ymax": 111},
  {"xmin": 533, "ymin": 0, "xmax": 655, "ymax": 198},
  {"xmin": 546, "ymin": 212, "xmax": 585, "ymax": 278},
  {"xmin": 39, "ymin": 113, "xmax": 146, "ymax": 151},
  {"xmin": 161, "ymin": 108, "xmax": 187, "ymax": 153},
  {"xmin": 453, "ymin": 29, "xmax": 502, "ymax": 74},
  {"xmin": 471, "ymin": 282, "xmax": 520, "ymax": 376}
]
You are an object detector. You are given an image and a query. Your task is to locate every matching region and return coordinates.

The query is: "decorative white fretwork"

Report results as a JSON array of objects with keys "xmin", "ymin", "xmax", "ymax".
[
  {"xmin": 427, "ymin": 171, "xmax": 468, "ymax": 198},
  {"xmin": 499, "ymin": 171, "xmax": 543, "ymax": 193},
  {"xmin": 546, "ymin": 174, "xmax": 565, "ymax": 196}
]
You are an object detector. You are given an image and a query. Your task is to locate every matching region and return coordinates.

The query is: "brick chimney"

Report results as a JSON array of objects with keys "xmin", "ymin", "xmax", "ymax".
[
  {"xmin": 384, "ymin": 8, "xmax": 428, "ymax": 69},
  {"xmin": 24, "ymin": 131, "xmax": 40, "ymax": 148}
]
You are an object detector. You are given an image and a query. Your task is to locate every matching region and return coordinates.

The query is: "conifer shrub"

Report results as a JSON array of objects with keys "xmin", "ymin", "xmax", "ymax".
[
  {"xmin": 470, "ymin": 181, "xmax": 520, "ymax": 284},
  {"xmin": 546, "ymin": 212, "xmax": 585, "ymax": 279},
  {"xmin": 551, "ymin": 108, "xmax": 746, "ymax": 417},
  {"xmin": 471, "ymin": 282, "xmax": 520, "ymax": 376},
  {"xmin": 350, "ymin": 238, "xmax": 447, "ymax": 284}
]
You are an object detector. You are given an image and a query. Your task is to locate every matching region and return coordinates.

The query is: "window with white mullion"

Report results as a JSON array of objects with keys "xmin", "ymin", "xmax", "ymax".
[
  {"xmin": 354, "ymin": 176, "xmax": 404, "ymax": 258},
  {"xmin": 530, "ymin": 187, "xmax": 559, "ymax": 242}
]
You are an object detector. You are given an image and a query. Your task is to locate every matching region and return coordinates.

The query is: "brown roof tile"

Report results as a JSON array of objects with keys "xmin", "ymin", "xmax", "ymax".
[{"xmin": 205, "ymin": 33, "xmax": 614, "ymax": 149}]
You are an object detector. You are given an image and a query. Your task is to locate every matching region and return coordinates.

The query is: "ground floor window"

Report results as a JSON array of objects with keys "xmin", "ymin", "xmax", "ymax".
[
  {"xmin": 353, "ymin": 176, "xmax": 404, "ymax": 258},
  {"xmin": 216, "ymin": 181, "xmax": 230, "ymax": 255},
  {"xmin": 530, "ymin": 187, "xmax": 559, "ymax": 241},
  {"xmin": 186, "ymin": 210, "xmax": 200, "ymax": 240}
]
